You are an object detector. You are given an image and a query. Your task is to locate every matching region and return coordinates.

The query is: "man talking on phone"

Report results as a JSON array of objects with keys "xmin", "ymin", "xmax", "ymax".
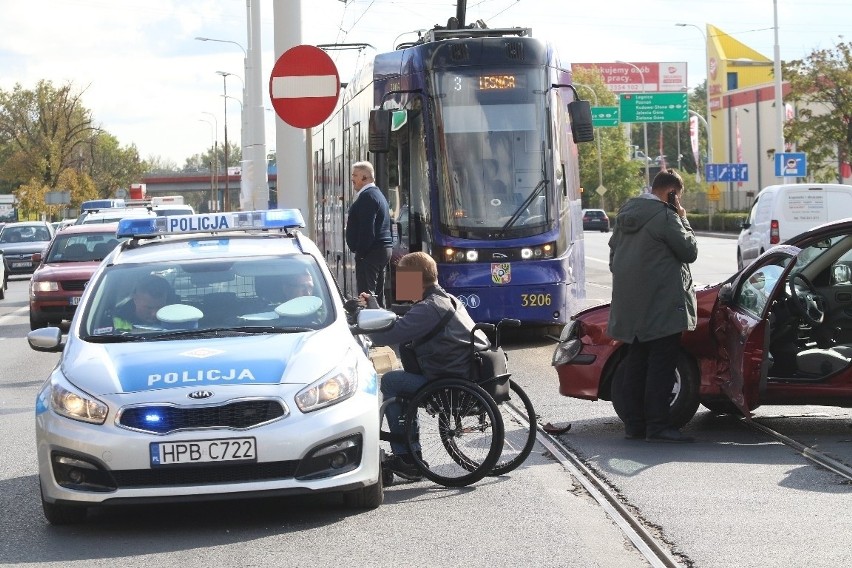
[{"xmin": 607, "ymin": 169, "xmax": 698, "ymax": 443}]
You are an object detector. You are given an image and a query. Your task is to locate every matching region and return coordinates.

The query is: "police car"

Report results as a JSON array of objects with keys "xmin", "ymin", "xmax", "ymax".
[{"xmin": 28, "ymin": 209, "xmax": 397, "ymax": 524}]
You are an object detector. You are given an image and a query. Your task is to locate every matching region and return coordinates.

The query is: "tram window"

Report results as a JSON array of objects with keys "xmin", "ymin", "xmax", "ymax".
[{"xmin": 442, "ymin": 104, "xmax": 537, "ymax": 133}]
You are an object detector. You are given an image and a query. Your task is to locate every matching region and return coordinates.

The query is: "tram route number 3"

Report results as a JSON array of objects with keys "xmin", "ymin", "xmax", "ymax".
[{"xmin": 520, "ymin": 293, "xmax": 552, "ymax": 307}]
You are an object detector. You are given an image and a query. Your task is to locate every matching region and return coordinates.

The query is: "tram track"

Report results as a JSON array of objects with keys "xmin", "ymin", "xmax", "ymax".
[
  {"xmin": 744, "ymin": 418, "xmax": 852, "ymax": 482},
  {"xmin": 531, "ymin": 421, "xmax": 686, "ymax": 568}
]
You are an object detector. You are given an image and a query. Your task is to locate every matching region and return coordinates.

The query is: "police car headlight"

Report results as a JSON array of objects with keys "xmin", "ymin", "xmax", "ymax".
[
  {"xmin": 46, "ymin": 377, "xmax": 108, "ymax": 424},
  {"xmin": 295, "ymin": 365, "xmax": 358, "ymax": 413}
]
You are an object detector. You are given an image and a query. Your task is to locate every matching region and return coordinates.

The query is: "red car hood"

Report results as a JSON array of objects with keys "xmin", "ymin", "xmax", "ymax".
[
  {"xmin": 33, "ymin": 260, "xmax": 101, "ymax": 282},
  {"xmin": 573, "ymin": 283, "xmax": 724, "ymax": 340}
]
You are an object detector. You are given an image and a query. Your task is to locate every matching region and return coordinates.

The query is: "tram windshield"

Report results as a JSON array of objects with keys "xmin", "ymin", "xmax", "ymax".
[{"xmin": 433, "ymin": 67, "xmax": 550, "ymax": 239}]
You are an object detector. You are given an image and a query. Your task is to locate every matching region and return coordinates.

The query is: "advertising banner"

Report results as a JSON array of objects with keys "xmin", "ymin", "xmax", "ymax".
[{"xmin": 572, "ymin": 62, "xmax": 687, "ymax": 93}]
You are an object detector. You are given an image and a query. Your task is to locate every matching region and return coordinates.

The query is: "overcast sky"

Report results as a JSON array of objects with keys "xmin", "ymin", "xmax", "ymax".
[{"xmin": 1, "ymin": 0, "xmax": 848, "ymax": 166}]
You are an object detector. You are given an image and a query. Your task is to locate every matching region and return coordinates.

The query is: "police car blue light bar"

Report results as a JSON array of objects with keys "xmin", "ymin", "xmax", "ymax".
[
  {"xmin": 81, "ymin": 198, "xmax": 126, "ymax": 211},
  {"xmin": 116, "ymin": 209, "xmax": 306, "ymax": 238}
]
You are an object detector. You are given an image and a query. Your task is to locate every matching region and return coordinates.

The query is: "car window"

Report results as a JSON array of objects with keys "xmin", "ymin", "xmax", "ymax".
[
  {"xmin": 0, "ymin": 225, "xmax": 50, "ymax": 243},
  {"xmin": 734, "ymin": 261, "xmax": 789, "ymax": 317},
  {"xmin": 46, "ymin": 234, "xmax": 123, "ymax": 263},
  {"xmin": 81, "ymin": 255, "xmax": 333, "ymax": 338}
]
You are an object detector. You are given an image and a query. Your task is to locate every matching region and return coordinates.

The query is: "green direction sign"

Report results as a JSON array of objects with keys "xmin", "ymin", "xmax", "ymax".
[
  {"xmin": 591, "ymin": 106, "xmax": 619, "ymax": 127},
  {"xmin": 618, "ymin": 92, "xmax": 688, "ymax": 123}
]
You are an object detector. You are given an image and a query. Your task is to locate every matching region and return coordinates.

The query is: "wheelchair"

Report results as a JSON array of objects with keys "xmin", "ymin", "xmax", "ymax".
[{"xmin": 379, "ymin": 318, "xmax": 537, "ymax": 487}]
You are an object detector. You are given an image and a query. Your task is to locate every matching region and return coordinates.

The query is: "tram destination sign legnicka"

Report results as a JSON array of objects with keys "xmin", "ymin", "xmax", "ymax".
[{"xmin": 618, "ymin": 92, "xmax": 688, "ymax": 123}]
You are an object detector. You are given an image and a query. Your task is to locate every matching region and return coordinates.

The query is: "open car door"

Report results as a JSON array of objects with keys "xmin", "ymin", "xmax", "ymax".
[{"xmin": 712, "ymin": 247, "xmax": 800, "ymax": 416}]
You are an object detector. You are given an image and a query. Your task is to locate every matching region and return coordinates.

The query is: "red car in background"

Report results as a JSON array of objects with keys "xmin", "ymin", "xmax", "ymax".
[
  {"xmin": 29, "ymin": 223, "xmax": 121, "ymax": 329},
  {"xmin": 553, "ymin": 219, "xmax": 852, "ymax": 426}
]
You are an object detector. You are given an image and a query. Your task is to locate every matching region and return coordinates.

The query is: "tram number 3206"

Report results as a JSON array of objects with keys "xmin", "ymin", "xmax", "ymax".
[{"xmin": 520, "ymin": 293, "xmax": 552, "ymax": 307}]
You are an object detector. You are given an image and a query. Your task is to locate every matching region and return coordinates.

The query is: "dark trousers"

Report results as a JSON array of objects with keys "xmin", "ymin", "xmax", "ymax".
[
  {"xmin": 621, "ymin": 333, "xmax": 682, "ymax": 436},
  {"xmin": 355, "ymin": 247, "xmax": 392, "ymax": 307}
]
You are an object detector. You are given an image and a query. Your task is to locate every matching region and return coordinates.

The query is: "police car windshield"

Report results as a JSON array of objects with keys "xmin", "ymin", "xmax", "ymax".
[{"xmin": 80, "ymin": 256, "xmax": 331, "ymax": 339}]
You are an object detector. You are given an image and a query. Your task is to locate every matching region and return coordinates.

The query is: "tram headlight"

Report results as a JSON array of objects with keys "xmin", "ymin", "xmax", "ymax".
[
  {"xmin": 521, "ymin": 248, "xmax": 533, "ymax": 259},
  {"xmin": 443, "ymin": 247, "xmax": 478, "ymax": 263},
  {"xmin": 533, "ymin": 242, "xmax": 556, "ymax": 260}
]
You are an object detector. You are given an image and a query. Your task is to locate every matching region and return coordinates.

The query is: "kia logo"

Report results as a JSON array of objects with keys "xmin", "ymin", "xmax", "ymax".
[{"xmin": 188, "ymin": 390, "xmax": 214, "ymax": 400}]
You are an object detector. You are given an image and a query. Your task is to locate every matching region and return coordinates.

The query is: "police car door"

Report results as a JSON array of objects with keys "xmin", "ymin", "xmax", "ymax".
[{"xmin": 712, "ymin": 248, "xmax": 799, "ymax": 415}]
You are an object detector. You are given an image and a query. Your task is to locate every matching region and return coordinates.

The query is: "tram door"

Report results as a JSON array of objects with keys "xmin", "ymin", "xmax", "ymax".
[{"xmin": 373, "ymin": 109, "xmax": 431, "ymax": 304}]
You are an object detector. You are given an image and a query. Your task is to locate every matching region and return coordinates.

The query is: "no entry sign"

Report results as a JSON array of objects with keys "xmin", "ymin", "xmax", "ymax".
[{"xmin": 269, "ymin": 44, "xmax": 340, "ymax": 128}]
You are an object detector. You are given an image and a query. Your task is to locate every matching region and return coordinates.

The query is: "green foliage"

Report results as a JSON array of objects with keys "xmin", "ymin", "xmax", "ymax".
[
  {"xmin": 572, "ymin": 68, "xmax": 637, "ymax": 210},
  {"xmin": 0, "ymin": 80, "xmax": 144, "ymax": 207},
  {"xmin": 572, "ymin": 69, "xmax": 711, "ymax": 212},
  {"xmin": 682, "ymin": 212, "xmax": 747, "ymax": 232},
  {"xmin": 183, "ymin": 140, "xmax": 241, "ymax": 173},
  {"xmin": 783, "ymin": 40, "xmax": 852, "ymax": 182}
]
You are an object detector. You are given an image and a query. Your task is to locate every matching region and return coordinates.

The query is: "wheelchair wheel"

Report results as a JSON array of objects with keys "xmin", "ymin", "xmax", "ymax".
[
  {"xmin": 490, "ymin": 380, "xmax": 537, "ymax": 476},
  {"xmin": 404, "ymin": 379, "xmax": 504, "ymax": 488}
]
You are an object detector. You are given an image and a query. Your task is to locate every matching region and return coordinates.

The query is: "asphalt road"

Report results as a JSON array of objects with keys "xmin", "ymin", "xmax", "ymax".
[{"xmin": 3, "ymin": 234, "xmax": 851, "ymax": 567}]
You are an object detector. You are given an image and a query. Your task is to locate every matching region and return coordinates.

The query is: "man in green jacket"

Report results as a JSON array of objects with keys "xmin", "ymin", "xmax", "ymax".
[{"xmin": 607, "ymin": 169, "xmax": 698, "ymax": 443}]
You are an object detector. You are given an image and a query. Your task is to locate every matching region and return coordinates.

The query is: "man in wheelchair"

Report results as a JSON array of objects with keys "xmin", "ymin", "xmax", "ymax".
[{"xmin": 361, "ymin": 252, "xmax": 489, "ymax": 480}]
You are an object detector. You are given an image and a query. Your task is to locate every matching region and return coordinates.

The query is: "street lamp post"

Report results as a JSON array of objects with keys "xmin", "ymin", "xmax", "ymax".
[
  {"xmin": 196, "ymin": 7, "xmax": 268, "ymax": 211},
  {"xmin": 200, "ymin": 112, "xmax": 219, "ymax": 211},
  {"xmin": 617, "ymin": 61, "xmax": 650, "ymax": 186},
  {"xmin": 216, "ymin": 71, "xmax": 234, "ymax": 211},
  {"xmin": 676, "ymin": 23, "xmax": 713, "ymax": 167},
  {"xmin": 773, "ymin": 0, "xmax": 786, "ymax": 181},
  {"xmin": 575, "ymin": 83, "xmax": 605, "ymax": 209}
]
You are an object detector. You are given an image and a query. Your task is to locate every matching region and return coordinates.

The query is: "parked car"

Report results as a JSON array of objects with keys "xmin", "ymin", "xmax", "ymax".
[
  {"xmin": 0, "ymin": 221, "xmax": 55, "ymax": 276},
  {"xmin": 76, "ymin": 207, "xmax": 156, "ymax": 225},
  {"xmin": 553, "ymin": 218, "xmax": 852, "ymax": 427},
  {"xmin": 737, "ymin": 183, "xmax": 852, "ymax": 269},
  {"xmin": 0, "ymin": 249, "xmax": 6, "ymax": 299},
  {"xmin": 582, "ymin": 209, "xmax": 610, "ymax": 232},
  {"xmin": 29, "ymin": 223, "xmax": 122, "ymax": 329}
]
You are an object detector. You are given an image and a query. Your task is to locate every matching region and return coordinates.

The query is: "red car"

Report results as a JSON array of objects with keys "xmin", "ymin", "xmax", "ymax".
[
  {"xmin": 29, "ymin": 223, "xmax": 121, "ymax": 329},
  {"xmin": 553, "ymin": 219, "xmax": 852, "ymax": 426}
]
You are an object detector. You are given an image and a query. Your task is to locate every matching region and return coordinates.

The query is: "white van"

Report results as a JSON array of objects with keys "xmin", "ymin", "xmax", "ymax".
[{"xmin": 737, "ymin": 183, "xmax": 852, "ymax": 269}]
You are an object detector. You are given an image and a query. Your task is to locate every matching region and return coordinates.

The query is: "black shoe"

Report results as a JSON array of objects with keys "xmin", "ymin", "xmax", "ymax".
[
  {"xmin": 624, "ymin": 430, "xmax": 645, "ymax": 440},
  {"xmin": 385, "ymin": 454, "xmax": 425, "ymax": 481},
  {"xmin": 645, "ymin": 428, "xmax": 694, "ymax": 443}
]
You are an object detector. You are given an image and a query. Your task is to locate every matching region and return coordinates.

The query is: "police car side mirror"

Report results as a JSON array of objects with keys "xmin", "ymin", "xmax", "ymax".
[
  {"xmin": 352, "ymin": 308, "xmax": 397, "ymax": 334},
  {"xmin": 27, "ymin": 327, "xmax": 65, "ymax": 353}
]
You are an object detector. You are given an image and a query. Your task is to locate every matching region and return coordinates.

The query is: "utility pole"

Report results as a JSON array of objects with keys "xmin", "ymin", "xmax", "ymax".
[{"xmin": 217, "ymin": 71, "xmax": 231, "ymax": 211}]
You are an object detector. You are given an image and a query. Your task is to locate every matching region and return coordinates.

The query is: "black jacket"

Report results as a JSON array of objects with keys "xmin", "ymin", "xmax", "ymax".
[
  {"xmin": 367, "ymin": 285, "xmax": 489, "ymax": 380},
  {"xmin": 345, "ymin": 184, "xmax": 392, "ymax": 257}
]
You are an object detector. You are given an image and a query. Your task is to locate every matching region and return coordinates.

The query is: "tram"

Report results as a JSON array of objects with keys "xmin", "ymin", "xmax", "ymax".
[{"xmin": 311, "ymin": 16, "xmax": 594, "ymax": 325}]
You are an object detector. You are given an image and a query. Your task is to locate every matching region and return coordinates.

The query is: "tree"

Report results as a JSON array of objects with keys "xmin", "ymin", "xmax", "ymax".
[
  {"xmin": 183, "ymin": 140, "xmax": 241, "ymax": 173},
  {"xmin": 0, "ymin": 80, "xmax": 98, "ymax": 189},
  {"xmin": 783, "ymin": 40, "xmax": 852, "ymax": 182},
  {"xmin": 0, "ymin": 80, "xmax": 146, "ymax": 209},
  {"xmin": 89, "ymin": 132, "xmax": 146, "ymax": 197},
  {"xmin": 144, "ymin": 155, "xmax": 180, "ymax": 174},
  {"xmin": 14, "ymin": 169, "xmax": 98, "ymax": 220},
  {"xmin": 571, "ymin": 67, "xmax": 636, "ymax": 210}
]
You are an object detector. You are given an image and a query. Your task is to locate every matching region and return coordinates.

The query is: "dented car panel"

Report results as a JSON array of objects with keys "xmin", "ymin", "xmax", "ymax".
[{"xmin": 554, "ymin": 220, "xmax": 852, "ymax": 427}]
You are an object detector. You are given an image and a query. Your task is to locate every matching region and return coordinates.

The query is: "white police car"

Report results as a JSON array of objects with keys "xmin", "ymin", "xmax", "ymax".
[{"xmin": 28, "ymin": 209, "xmax": 396, "ymax": 524}]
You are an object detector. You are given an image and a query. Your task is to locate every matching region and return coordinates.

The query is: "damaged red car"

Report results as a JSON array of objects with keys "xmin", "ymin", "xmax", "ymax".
[{"xmin": 552, "ymin": 219, "xmax": 852, "ymax": 426}]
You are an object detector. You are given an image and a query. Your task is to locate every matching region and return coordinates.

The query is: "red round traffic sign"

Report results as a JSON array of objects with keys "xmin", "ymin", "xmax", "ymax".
[{"xmin": 269, "ymin": 45, "xmax": 340, "ymax": 129}]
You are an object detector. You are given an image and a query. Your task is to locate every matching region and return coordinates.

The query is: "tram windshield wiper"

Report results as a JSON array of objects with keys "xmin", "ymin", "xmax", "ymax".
[{"xmin": 499, "ymin": 179, "xmax": 548, "ymax": 236}]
